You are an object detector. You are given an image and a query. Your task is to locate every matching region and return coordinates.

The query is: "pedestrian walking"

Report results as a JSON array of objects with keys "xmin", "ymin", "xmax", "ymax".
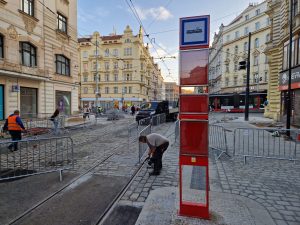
[
  {"xmin": 3, "ymin": 110, "xmax": 26, "ymax": 152},
  {"xmin": 131, "ymin": 105, "xmax": 136, "ymax": 116},
  {"xmin": 50, "ymin": 109, "xmax": 60, "ymax": 135},
  {"xmin": 139, "ymin": 133, "xmax": 169, "ymax": 176},
  {"xmin": 83, "ymin": 105, "xmax": 90, "ymax": 119}
]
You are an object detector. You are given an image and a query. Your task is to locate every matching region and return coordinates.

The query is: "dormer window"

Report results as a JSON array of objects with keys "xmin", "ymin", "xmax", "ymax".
[
  {"xmin": 125, "ymin": 38, "xmax": 131, "ymax": 43},
  {"xmin": 21, "ymin": 0, "xmax": 34, "ymax": 16}
]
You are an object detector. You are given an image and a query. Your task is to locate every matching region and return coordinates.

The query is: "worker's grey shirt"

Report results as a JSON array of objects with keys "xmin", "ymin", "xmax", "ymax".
[{"xmin": 146, "ymin": 133, "xmax": 169, "ymax": 148}]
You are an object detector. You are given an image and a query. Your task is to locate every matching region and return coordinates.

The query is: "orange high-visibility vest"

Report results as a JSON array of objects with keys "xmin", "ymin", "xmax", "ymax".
[{"xmin": 7, "ymin": 115, "xmax": 22, "ymax": 131}]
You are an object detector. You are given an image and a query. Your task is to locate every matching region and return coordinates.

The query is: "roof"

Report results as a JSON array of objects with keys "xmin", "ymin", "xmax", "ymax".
[
  {"xmin": 101, "ymin": 35, "xmax": 123, "ymax": 41},
  {"xmin": 78, "ymin": 37, "xmax": 92, "ymax": 43}
]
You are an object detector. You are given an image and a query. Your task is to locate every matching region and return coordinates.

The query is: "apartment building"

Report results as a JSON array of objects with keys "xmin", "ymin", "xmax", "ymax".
[
  {"xmin": 164, "ymin": 81, "xmax": 179, "ymax": 104},
  {"xmin": 209, "ymin": 1, "xmax": 270, "ymax": 111},
  {"xmin": 0, "ymin": 0, "xmax": 79, "ymax": 120},
  {"xmin": 265, "ymin": 0, "xmax": 300, "ymax": 126},
  {"xmin": 78, "ymin": 26, "xmax": 164, "ymax": 109}
]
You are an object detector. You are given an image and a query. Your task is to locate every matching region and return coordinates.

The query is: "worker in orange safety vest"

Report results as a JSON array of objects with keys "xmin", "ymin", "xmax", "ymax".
[{"xmin": 3, "ymin": 110, "xmax": 26, "ymax": 152}]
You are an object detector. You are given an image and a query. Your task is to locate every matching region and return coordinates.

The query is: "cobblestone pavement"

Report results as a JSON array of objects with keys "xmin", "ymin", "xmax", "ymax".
[
  {"xmin": 215, "ymin": 156, "xmax": 300, "ymax": 225},
  {"xmin": 120, "ymin": 122, "xmax": 179, "ymax": 204}
]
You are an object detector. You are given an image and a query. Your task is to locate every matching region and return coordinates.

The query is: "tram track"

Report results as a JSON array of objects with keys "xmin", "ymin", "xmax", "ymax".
[{"xmin": 6, "ymin": 120, "xmax": 175, "ymax": 225}]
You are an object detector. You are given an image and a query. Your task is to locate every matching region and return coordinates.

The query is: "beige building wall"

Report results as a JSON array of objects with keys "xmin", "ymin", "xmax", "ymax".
[
  {"xmin": 78, "ymin": 26, "xmax": 164, "ymax": 109},
  {"xmin": 222, "ymin": 1, "xmax": 270, "ymax": 101},
  {"xmin": 164, "ymin": 82, "xmax": 179, "ymax": 103},
  {"xmin": 0, "ymin": 0, "xmax": 78, "ymax": 120}
]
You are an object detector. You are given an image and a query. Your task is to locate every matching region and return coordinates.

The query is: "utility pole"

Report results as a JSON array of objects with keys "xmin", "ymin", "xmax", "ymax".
[
  {"xmin": 245, "ymin": 32, "xmax": 251, "ymax": 121},
  {"xmin": 95, "ymin": 33, "xmax": 99, "ymax": 108},
  {"xmin": 287, "ymin": 0, "xmax": 293, "ymax": 136}
]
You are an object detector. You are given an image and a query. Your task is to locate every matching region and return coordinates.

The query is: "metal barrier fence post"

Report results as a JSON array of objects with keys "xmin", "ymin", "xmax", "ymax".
[
  {"xmin": 0, "ymin": 136, "xmax": 74, "ymax": 181},
  {"xmin": 232, "ymin": 127, "xmax": 300, "ymax": 164}
]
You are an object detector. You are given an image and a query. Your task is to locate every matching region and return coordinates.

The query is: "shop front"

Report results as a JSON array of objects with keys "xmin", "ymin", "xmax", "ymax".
[
  {"xmin": 279, "ymin": 67, "xmax": 300, "ymax": 127},
  {"xmin": 20, "ymin": 87, "xmax": 37, "ymax": 118},
  {"xmin": 56, "ymin": 91, "xmax": 71, "ymax": 115},
  {"xmin": 0, "ymin": 85, "xmax": 3, "ymax": 120}
]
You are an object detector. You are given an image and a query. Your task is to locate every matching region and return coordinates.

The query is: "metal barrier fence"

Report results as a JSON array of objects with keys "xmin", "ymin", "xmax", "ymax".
[
  {"xmin": 151, "ymin": 113, "xmax": 166, "ymax": 126},
  {"xmin": 0, "ymin": 136, "xmax": 74, "ymax": 181},
  {"xmin": 209, "ymin": 125, "xmax": 229, "ymax": 159},
  {"xmin": 233, "ymin": 128, "xmax": 300, "ymax": 164},
  {"xmin": 174, "ymin": 120, "xmax": 179, "ymax": 144},
  {"xmin": 138, "ymin": 124, "xmax": 152, "ymax": 162},
  {"xmin": 128, "ymin": 122, "xmax": 139, "ymax": 150}
]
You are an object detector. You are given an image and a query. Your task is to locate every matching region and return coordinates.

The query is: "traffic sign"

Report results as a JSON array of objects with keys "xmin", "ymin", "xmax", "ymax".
[{"xmin": 180, "ymin": 15, "xmax": 210, "ymax": 49}]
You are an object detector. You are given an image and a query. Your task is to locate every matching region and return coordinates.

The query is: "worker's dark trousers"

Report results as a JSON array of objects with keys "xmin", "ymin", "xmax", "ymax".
[
  {"xmin": 152, "ymin": 142, "xmax": 169, "ymax": 172},
  {"xmin": 8, "ymin": 130, "xmax": 22, "ymax": 151}
]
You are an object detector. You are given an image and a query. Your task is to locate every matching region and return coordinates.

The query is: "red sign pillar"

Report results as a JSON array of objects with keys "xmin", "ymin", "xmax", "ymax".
[{"xmin": 178, "ymin": 15, "xmax": 210, "ymax": 219}]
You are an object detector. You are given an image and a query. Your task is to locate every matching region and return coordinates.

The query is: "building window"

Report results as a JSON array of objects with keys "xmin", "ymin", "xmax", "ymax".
[
  {"xmin": 0, "ymin": 34, "xmax": 3, "ymax": 58},
  {"xmin": 254, "ymin": 55, "xmax": 259, "ymax": 66},
  {"xmin": 82, "ymin": 51, "xmax": 88, "ymax": 58},
  {"xmin": 129, "ymin": 86, "xmax": 132, "ymax": 94},
  {"xmin": 243, "ymin": 75, "xmax": 247, "ymax": 84},
  {"xmin": 225, "ymin": 78, "xmax": 229, "ymax": 86},
  {"xmin": 235, "ymin": 31, "xmax": 239, "ymax": 39},
  {"xmin": 255, "ymin": 9, "xmax": 260, "ymax": 16},
  {"xmin": 234, "ymin": 77, "xmax": 238, "ymax": 85},
  {"xmin": 125, "ymin": 38, "xmax": 131, "ymax": 43},
  {"xmin": 105, "ymin": 48, "xmax": 109, "ymax": 57},
  {"xmin": 113, "ymin": 49, "xmax": 118, "ymax": 56},
  {"xmin": 244, "ymin": 42, "xmax": 248, "ymax": 52},
  {"xmin": 254, "ymin": 38, "xmax": 259, "ymax": 48},
  {"xmin": 226, "ymin": 49, "xmax": 230, "ymax": 58},
  {"xmin": 141, "ymin": 63, "xmax": 144, "ymax": 70},
  {"xmin": 105, "ymin": 62, "xmax": 109, "ymax": 70},
  {"xmin": 264, "ymin": 71, "xmax": 268, "ymax": 82},
  {"xmin": 56, "ymin": 54, "xmax": 70, "ymax": 75},
  {"xmin": 126, "ymin": 73, "xmax": 132, "ymax": 81},
  {"xmin": 114, "ymin": 87, "xmax": 118, "ymax": 94},
  {"xmin": 83, "ymin": 76, "xmax": 88, "ymax": 82},
  {"xmin": 283, "ymin": 43, "xmax": 289, "ymax": 70},
  {"xmin": 94, "ymin": 74, "xmax": 100, "ymax": 82},
  {"xmin": 57, "ymin": 13, "xmax": 67, "ymax": 33},
  {"xmin": 21, "ymin": 0, "xmax": 34, "ymax": 16},
  {"xmin": 244, "ymin": 27, "xmax": 249, "ymax": 35},
  {"xmin": 83, "ymin": 87, "xmax": 88, "ymax": 94},
  {"xmin": 94, "ymin": 49, "xmax": 99, "ymax": 56},
  {"xmin": 124, "ymin": 47, "xmax": 132, "ymax": 56},
  {"xmin": 114, "ymin": 62, "xmax": 118, "ymax": 69},
  {"xmin": 245, "ymin": 14, "xmax": 249, "ymax": 21},
  {"xmin": 234, "ymin": 61, "xmax": 238, "ymax": 71},
  {"xmin": 253, "ymin": 73, "xmax": 259, "ymax": 83},
  {"xmin": 234, "ymin": 45, "xmax": 239, "ymax": 55},
  {"xmin": 255, "ymin": 22, "xmax": 260, "ymax": 31},
  {"xmin": 123, "ymin": 87, "xmax": 127, "ymax": 94},
  {"xmin": 20, "ymin": 42, "xmax": 37, "ymax": 67},
  {"xmin": 265, "ymin": 55, "xmax": 269, "ymax": 64},
  {"xmin": 83, "ymin": 63, "xmax": 88, "ymax": 71},
  {"xmin": 105, "ymin": 87, "xmax": 109, "ymax": 94},
  {"xmin": 226, "ymin": 64, "xmax": 229, "ymax": 73},
  {"xmin": 114, "ymin": 73, "xmax": 118, "ymax": 81},
  {"xmin": 105, "ymin": 73, "xmax": 109, "ymax": 81},
  {"xmin": 226, "ymin": 35, "xmax": 230, "ymax": 42},
  {"xmin": 266, "ymin": 33, "xmax": 270, "ymax": 42},
  {"xmin": 266, "ymin": 18, "xmax": 270, "ymax": 26},
  {"xmin": 293, "ymin": 0, "xmax": 298, "ymax": 17}
]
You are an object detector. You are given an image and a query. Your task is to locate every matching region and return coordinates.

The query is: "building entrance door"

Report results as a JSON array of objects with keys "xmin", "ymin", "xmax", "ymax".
[
  {"xmin": 0, "ymin": 85, "xmax": 4, "ymax": 120},
  {"xmin": 20, "ymin": 87, "xmax": 37, "ymax": 118}
]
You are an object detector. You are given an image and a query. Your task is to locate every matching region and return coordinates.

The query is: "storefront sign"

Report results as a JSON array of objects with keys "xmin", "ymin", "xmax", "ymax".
[
  {"xmin": 180, "ymin": 15, "xmax": 210, "ymax": 49},
  {"xmin": 279, "ymin": 67, "xmax": 300, "ymax": 90}
]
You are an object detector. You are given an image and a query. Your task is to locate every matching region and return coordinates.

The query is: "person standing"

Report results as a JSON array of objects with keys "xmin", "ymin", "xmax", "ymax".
[
  {"xmin": 50, "ymin": 109, "xmax": 60, "ymax": 135},
  {"xmin": 3, "ymin": 110, "xmax": 26, "ymax": 151},
  {"xmin": 83, "ymin": 105, "xmax": 90, "ymax": 119},
  {"xmin": 139, "ymin": 133, "xmax": 169, "ymax": 176},
  {"xmin": 131, "ymin": 105, "xmax": 136, "ymax": 116}
]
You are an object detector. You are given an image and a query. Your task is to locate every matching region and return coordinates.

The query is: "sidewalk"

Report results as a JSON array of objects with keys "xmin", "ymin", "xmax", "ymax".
[{"xmin": 120, "ymin": 118, "xmax": 300, "ymax": 225}]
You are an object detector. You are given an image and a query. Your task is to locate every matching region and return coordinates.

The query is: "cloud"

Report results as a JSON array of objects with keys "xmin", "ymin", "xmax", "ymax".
[{"xmin": 135, "ymin": 6, "xmax": 173, "ymax": 21}]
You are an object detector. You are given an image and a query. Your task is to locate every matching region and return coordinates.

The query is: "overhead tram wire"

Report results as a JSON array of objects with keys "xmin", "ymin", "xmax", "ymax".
[{"xmin": 125, "ymin": 0, "xmax": 174, "ymax": 78}]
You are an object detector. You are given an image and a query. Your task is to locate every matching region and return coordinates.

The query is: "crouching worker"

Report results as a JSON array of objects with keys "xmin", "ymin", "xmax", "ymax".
[{"xmin": 139, "ymin": 133, "xmax": 169, "ymax": 176}]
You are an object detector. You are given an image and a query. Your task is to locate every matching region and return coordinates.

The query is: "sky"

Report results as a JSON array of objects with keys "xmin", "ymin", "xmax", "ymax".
[{"xmin": 78, "ymin": 0, "xmax": 264, "ymax": 83}]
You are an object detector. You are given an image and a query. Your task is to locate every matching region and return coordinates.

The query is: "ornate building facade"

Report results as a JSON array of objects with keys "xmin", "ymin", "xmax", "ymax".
[
  {"xmin": 0, "ymin": 0, "xmax": 79, "ymax": 120},
  {"xmin": 78, "ymin": 26, "xmax": 164, "ymax": 109},
  {"xmin": 265, "ymin": 0, "xmax": 300, "ymax": 126}
]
